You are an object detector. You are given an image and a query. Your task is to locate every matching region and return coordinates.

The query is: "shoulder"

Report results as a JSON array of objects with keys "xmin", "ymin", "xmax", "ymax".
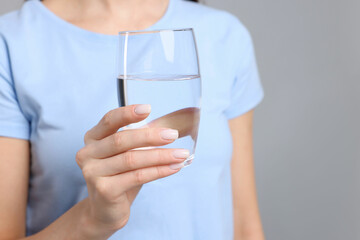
[
  {"xmin": 0, "ymin": 2, "xmax": 37, "ymax": 80},
  {"xmin": 0, "ymin": 11, "xmax": 20, "ymax": 35},
  {"xmin": 0, "ymin": 1, "xmax": 39, "ymax": 65},
  {"xmin": 177, "ymin": 1, "xmax": 251, "ymax": 35},
  {"xmin": 176, "ymin": 1, "xmax": 252, "ymax": 47},
  {"xmin": 0, "ymin": 1, "xmax": 38, "ymax": 38},
  {"xmin": 0, "ymin": 10, "xmax": 19, "ymax": 75}
]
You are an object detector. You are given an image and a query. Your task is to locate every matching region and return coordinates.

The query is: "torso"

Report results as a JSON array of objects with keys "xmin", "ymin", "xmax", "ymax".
[{"xmin": 0, "ymin": 0, "xmax": 262, "ymax": 238}]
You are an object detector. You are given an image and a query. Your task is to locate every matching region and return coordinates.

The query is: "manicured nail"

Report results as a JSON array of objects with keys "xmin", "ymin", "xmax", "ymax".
[
  {"xmin": 169, "ymin": 162, "xmax": 184, "ymax": 170},
  {"xmin": 134, "ymin": 104, "xmax": 151, "ymax": 115},
  {"xmin": 172, "ymin": 149, "xmax": 190, "ymax": 159},
  {"xmin": 160, "ymin": 129, "xmax": 179, "ymax": 140}
]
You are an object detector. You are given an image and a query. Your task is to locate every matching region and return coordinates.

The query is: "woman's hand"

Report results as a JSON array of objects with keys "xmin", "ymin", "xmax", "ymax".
[
  {"xmin": 146, "ymin": 107, "xmax": 200, "ymax": 140},
  {"xmin": 75, "ymin": 104, "xmax": 188, "ymax": 238}
]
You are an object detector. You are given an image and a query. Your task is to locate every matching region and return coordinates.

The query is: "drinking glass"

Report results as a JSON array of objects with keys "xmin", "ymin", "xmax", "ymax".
[{"xmin": 118, "ymin": 28, "xmax": 201, "ymax": 166}]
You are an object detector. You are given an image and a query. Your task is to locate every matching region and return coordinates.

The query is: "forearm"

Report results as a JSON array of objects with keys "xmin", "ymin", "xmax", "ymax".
[
  {"xmin": 229, "ymin": 112, "xmax": 264, "ymax": 240},
  {"xmin": 18, "ymin": 198, "xmax": 115, "ymax": 240},
  {"xmin": 231, "ymin": 157, "xmax": 264, "ymax": 240}
]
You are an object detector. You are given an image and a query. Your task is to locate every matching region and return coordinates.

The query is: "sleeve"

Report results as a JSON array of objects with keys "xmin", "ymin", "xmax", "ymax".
[
  {"xmin": 0, "ymin": 35, "xmax": 30, "ymax": 140},
  {"xmin": 224, "ymin": 19, "xmax": 264, "ymax": 119}
]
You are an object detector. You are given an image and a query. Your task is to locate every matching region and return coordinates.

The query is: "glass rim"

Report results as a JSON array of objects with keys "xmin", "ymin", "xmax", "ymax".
[{"xmin": 119, "ymin": 28, "xmax": 193, "ymax": 36}]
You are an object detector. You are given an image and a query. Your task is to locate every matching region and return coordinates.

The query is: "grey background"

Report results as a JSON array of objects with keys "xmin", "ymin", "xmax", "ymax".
[{"xmin": 1, "ymin": 0, "xmax": 359, "ymax": 239}]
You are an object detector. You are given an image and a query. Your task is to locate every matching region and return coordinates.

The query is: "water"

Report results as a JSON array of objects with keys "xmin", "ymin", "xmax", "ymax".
[{"xmin": 117, "ymin": 75, "xmax": 201, "ymax": 165}]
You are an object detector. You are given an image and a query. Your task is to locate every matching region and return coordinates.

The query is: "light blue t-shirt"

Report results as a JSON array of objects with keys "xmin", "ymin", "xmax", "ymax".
[{"xmin": 0, "ymin": 0, "xmax": 263, "ymax": 239}]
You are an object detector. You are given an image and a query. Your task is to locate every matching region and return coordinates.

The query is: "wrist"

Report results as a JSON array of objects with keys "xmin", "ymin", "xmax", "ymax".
[{"xmin": 77, "ymin": 199, "xmax": 116, "ymax": 240}]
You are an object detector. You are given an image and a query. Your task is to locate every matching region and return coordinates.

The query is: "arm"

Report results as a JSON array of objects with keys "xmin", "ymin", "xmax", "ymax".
[
  {"xmin": 229, "ymin": 110, "xmax": 265, "ymax": 240},
  {"xmin": 0, "ymin": 137, "xmax": 103, "ymax": 240},
  {"xmin": 0, "ymin": 105, "xmax": 185, "ymax": 240},
  {"xmin": 0, "ymin": 137, "xmax": 29, "ymax": 239}
]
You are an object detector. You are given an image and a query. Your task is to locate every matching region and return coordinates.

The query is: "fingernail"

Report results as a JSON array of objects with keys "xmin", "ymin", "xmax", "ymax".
[
  {"xmin": 160, "ymin": 129, "xmax": 179, "ymax": 140},
  {"xmin": 169, "ymin": 162, "xmax": 184, "ymax": 170},
  {"xmin": 172, "ymin": 149, "xmax": 190, "ymax": 159},
  {"xmin": 134, "ymin": 104, "xmax": 151, "ymax": 115}
]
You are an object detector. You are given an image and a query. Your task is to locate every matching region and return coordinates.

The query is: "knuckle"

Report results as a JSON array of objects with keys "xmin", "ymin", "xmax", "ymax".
[
  {"xmin": 155, "ymin": 166, "xmax": 163, "ymax": 178},
  {"xmin": 113, "ymin": 132, "xmax": 123, "ymax": 147},
  {"xmin": 154, "ymin": 149, "xmax": 163, "ymax": 164},
  {"xmin": 134, "ymin": 170, "xmax": 145, "ymax": 184},
  {"xmin": 94, "ymin": 179, "xmax": 110, "ymax": 197},
  {"xmin": 82, "ymin": 164, "xmax": 95, "ymax": 181},
  {"xmin": 124, "ymin": 151, "xmax": 136, "ymax": 169},
  {"xmin": 143, "ymin": 128, "xmax": 154, "ymax": 144},
  {"xmin": 83, "ymin": 131, "xmax": 90, "ymax": 143},
  {"xmin": 102, "ymin": 110, "xmax": 114, "ymax": 127},
  {"xmin": 75, "ymin": 148, "xmax": 86, "ymax": 167},
  {"xmin": 116, "ymin": 213, "xmax": 130, "ymax": 229}
]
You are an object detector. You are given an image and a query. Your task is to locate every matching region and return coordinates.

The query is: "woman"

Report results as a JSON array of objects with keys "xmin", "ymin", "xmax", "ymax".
[{"xmin": 0, "ymin": 0, "xmax": 265, "ymax": 239}]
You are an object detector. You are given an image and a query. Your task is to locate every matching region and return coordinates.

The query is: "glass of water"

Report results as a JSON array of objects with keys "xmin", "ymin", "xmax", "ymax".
[{"xmin": 118, "ymin": 28, "xmax": 201, "ymax": 166}]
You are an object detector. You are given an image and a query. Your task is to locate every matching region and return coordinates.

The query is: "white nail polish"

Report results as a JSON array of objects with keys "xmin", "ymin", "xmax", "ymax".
[
  {"xmin": 169, "ymin": 162, "xmax": 184, "ymax": 170},
  {"xmin": 134, "ymin": 104, "xmax": 151, "ymax": 115},
  {"xmin": 172, "ymin": 149, "xmax": 190, "ymax": 159},
  {"xmin": 160, "ymin": 129, "xmax": 179, "ymax": 140}
]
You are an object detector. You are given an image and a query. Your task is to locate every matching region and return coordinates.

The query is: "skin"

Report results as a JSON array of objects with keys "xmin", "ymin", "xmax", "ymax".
[
  {"xmin": 0, "ymin": 0, "xmax": 264, "ymax": 239},
  {"xmin": 147, "ymin": 107, "xmax": 200, "ymax": 140},
  {"xmin": 230, "ymin": 111, "xmax": 265, "ymax": 240}
]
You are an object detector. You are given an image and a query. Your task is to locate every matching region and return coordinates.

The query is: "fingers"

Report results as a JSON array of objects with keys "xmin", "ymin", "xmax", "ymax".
[
  {"xmin": 147, "ymin": 107, "xmax": 200, "ymax": 138},
  {"xmin": 85, "ymin": 148, "xmax": 189, "ymax": 177},
  {"xmin": 84, "ymin": 104, "xmax": 151, "ymax": 144},
  {"xmin": 108, "ymin": 165, "xmax": 181, "ymax": 193},
  {"xmin": 86, "ymin": 128, "xmax": 179, "ymax": 159}
]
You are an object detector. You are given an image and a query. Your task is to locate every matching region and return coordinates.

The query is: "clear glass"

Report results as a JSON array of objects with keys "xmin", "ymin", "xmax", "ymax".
[{"xmin": 118, "ymin": 28, "xmax": 201, "ymax": 166}]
